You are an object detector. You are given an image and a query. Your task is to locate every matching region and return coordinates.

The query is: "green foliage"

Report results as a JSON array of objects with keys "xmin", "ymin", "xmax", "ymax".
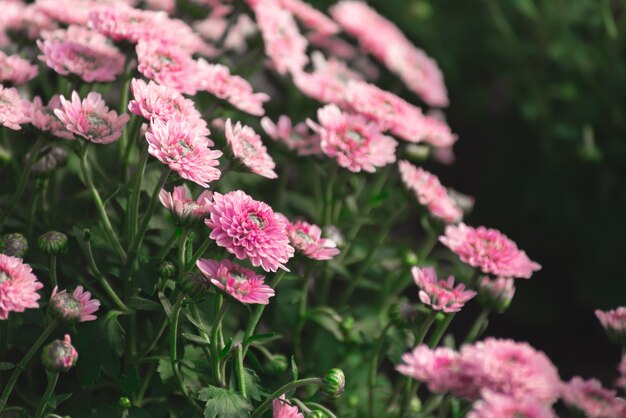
[{"xmin": 198, "ymin": 386, "xmax": 253, "ymax": 418}]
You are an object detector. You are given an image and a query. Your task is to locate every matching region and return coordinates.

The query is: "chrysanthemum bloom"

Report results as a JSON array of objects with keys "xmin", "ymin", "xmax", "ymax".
[
  {"xmin": 249, "ymin": 0, "xmax": 309, "ymax": 75},
  {"xmin": 159, "ymin": 185, "xmax": 212, "ymax": 226},
  {"xmin": 0, "ymin": 85, "xmax": 30, "ymax": 130},
  {"xmin": 145, "ymin": 0, "xmax": 176, "ymax": 13},
  {"xmin": 41, "ymin": 334, "xmax": 78, "ymax": 372},
  {"xmin": 30, "ymin": 96, "xmax": 75, "ymax": 139},
  {"xmin": 308, "ymin": 104, "xmax": 397, "ymax": 173},
  {"xmin": 272, "ymin": 395, "xmax": 304, "ymax": 418},
  {"xmin": 617, "ymin": 355, "xmax": 626, "ymax": 389},
  {"xmin": 398, "ymin": 160, "xmax": 463, "ymax": 223},
  {"xmin": 136, "ymin": 40, "xmax": 198, "ymax": 95},
  {"xmin": 562, "ymin": 377, "xmax": 626, "ymax": 418},
  {"xmin": 595, "ymin": 307, "xmax": 626, "ymax": 346},
  {"xmin": 196, "ymin": 258, "xmax": 275, "ymax": 305},
  {"xmin": 205, "ymin": 191, "xmax": 294, "ymax": 272},
  {"xmin": 55, "ymin": 91, "xmax": 129, "ymax": 145},
  {"xmin": 0, "ymin": 254, "xmax": 43, "ymax": 320},
  {"xmin": 35, "ymin": 0, "xmax": 99, "ymax": 25},
  {"xmin": 194, "ymin": 6, "xmax": 257, "ymax": 53},
  {"xmin": 411, "ymin": 267, "xmax": 476, "ymax": 313},
  {"xmin": 477, "ymin": 277, "xmax": 516, "ymax": 314},
  {"xmin": 0, "ymin": 233, "xmax": 28, "ymax": 258},
  {"xmin": 467, "ymin": 391, "xmax": 558, "ymax": 418},
  {"xmin": 278, "ymin": 0, "xmax": 339, "ymax": 35},
  {"xmin": 225, "ymin": 119, "xmax": 277, "ymax": 179},
  {"xmin": 261, "ymin": 115, "xmax": 321, "ymax": 156},
  {"xmin": 2, "ymin": 2, "xmax": 57, "ymax": 42},
  {"xmin": 421, "ymin": 112, "xmax": 458, "ymax": 148},
  {"xmin": 0, "ymin": 51, "xmax": 38, "ymax": 85},
  {"xmin": 145, "ymin": 118, "xmax": 222, "ymax": 187},
  {"xmin": 49, "ymin": 285, "xmax": 100, "ymax": 323},
  {"xmin": 286, "ymin": 220, "xmax": 340, "ymax": 260},
  {"xmin": 37, "ymin": 25, "xmax": 125, "ymax": 83},
  {"xmin": 439, "ymin": 223, "xmax": 541, "ymax": 279}
]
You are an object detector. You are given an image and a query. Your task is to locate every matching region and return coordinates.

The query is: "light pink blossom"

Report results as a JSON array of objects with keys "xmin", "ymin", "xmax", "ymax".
[
  {"xmin": 35, "ymin": 0, "xmax": 100, "ymax": 25},
  {"xmin": 467, "ymin": 391, "xmax": 558, "ymax": 418},
  {"xmin": 136, "ymin": 40, "xmax": 198, "ymax": 95},
  {"xmin": 617, "ymin": 355, "xmax": 626, "ymax": 389},
  {"xmin": 0, "ymin": 86, "xmax": 30, "ymax": 130},
  {"xmin": 0, "ymin": 51, "xmax": 38, "ymax": 85},
  {"xmin": 278, "ymin": 0, "xmax": 339, "ymax": 35},
  {"xmin": 196, "ymin": 258, "xmax": 274, "ymax": 305},
  {"xmin": 42, "ymin": 334, "xmax": 79, "ymax": 372},
  {"xmin": 439, "ymin": 223, "xmax": 541, "ymax": 279},
  {"xmin": 273, "ymin": 395, "xmax": 304, "ymax": 418},
  {"xmin": 286, "ymin": 220, "xmax": 340, "ymax": 260},
  {"xmin": 194, "ymin": 8, "xmax": 257, "ymax": 54},
  {"xmin": 595, "ymin": 307, "xmax": 626, "ymax": 346},
  {"xmin": 145, "ymin": 118, "xmax": 222, "ymax": 187},
  {"xmin": 49, "ymin": 285, "xmax": 100, "ymax": 322},
  {"xmin": 225, "ymin": 118, "xmax": 277, "ymax": 179},
  {"xmin": 261, "ymin": 115, "xmax": 321, "ymax": 155},
  {"xmin": 0, "ymin": 254, "xmax": 43, "ymax": 320},
  {"xmin": 562, "ymin": 377, "xmax": 626, "ymax": 418},
  {"xmin": 159, "ymin": 186, "xmax": 212, "ymax": 226},
  {"xmin": 1, "ymin": 2, "xmax": 57, "ymax": 41},
  {"xmin": 411, "ymin": 267, "xmax": 476, "ymax": 313},
  {"xmin": 205, "ymin": 191, "xmax": 294, "ymax": 272},
  {"xmin": 55, "ymin": 91, "xmax": 129, "ymax": 144},
  {"xmin": 30, "ymin": 95, "xmax": 75, "ymax": 139},
  {"xmin": 477, "ymin": 276, "xmax": 516, "ymax": 313}
]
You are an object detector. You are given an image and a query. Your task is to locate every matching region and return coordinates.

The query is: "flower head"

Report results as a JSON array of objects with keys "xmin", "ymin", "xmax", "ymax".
[
  {"xmin": 273, "ymin": 395, "xmax": 304, "ymax": 418},
  {"xmin": 0, "ymin": 233, "xmax": 28, "ymax": 258},
  {"xmin": 278, "ymin": 0, "xmax": 339, "ymax": 35},
  {"xmin": 0, "ymin": 51, "xmax": 38, "ymax": 85},
  {"xmin": 49, "ymin": 285, "xmax": 100, "ymax": 323},
  {"xmin": 0, "ymin": 86, "xmax": 30, "ymax": 130},
  {"xmin": 159, "ymin": 185, "xmax": 212, "ymax": 226},
  {"xmin": 30, "ymin": 96, "xmax": 75, "ymax": 139},
  {"xmin": 261, "ymin": 115, "xmax": 321, "ymax": 156},
  {"xmin": 439, "ymin": 223, "xmax": 541, "ymax": 279},
  {"xmin": 477, "ymin": 277, "xmax": 515, "ymax": 314},
  {"xmin": 0, "ymin": 254, "xmax": 43, "ymax": 320},
  {"xmin": 411, "ymin": 267, "xmax": 476, "ymax": 313},
  {"xmin": 145, "ymin": 118, "xmax": 222, "ymax": 187},
  {"xmin": 562, "ymin": 377, "xmax": 626, "ymax": 418},
  {"xmin": 617, "ymin": 355, "xmax": 626, "ymax": 389},
  {"xmin": 136, "ymin": 40, "xmax": 198, "ymax": 95},
  {"xmin": 41, "ymin": 334, "xmax": 78, "ymax": 372},
  {"xmin": 205, "ymin": 191, "xmax": 294, "ymax": 272},
  {"xmin": 595, "ymin": 307, "xmax": 626, "ymax": 346},
  {"xmin": 286, "ymin": 220, "xmax": 340, "ymax": 260},
  {"xmin": 38, "ymin": 231, "xmax": 69, "ymax": 255},
  {"xmin": 196, "ymin": 258, "xmax": 274, "ymax": 304},
  {"xmin": 467, "ymin": 391, "xmax": 558, "ymax": 418},
  {"xmin": 225, "ymin": 119, "xmax": 277, "ymax": 179},
  {"xmin": 55, "ymin": 91, "xmax": 129, "ymax": 144}
]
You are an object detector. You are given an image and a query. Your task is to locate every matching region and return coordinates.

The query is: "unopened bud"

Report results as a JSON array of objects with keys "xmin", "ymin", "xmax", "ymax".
[
  {"xmin": 157, "ymin": 261, "xmax": 177, "ymax": 279},
  {"xmin": 38, "ymin": 231, "xmax": 68, "ymax": 255},
  {"xmin": 389, "ymin": 300, "xmax": 419, "ymax": 329},
  {"xmin": 477, "ymin": 277, "xmax": 515, "ymax": 314},
  {"xmin": 0, "ymin": 233, "xmax": 28, "ymax": 258},
  {"xmin": 41, "ymin": 334, "xmax": 78, "ymax": 372},
  {"xmin": 179, "ymin": 272, "xmax": 210, "ymax": 298},
  {"xmin": 118, "ymin": 397, "xmax": 132, "ymax": 409},
  {"xmin": 321, "ymin": 368, "xmax": 345, "ymax": 400}
]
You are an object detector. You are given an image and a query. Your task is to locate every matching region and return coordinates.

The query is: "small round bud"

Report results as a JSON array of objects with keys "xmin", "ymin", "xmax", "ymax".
[
  {"xmin": 0, "ymin": 233, "xmax": 28, "ymax": 258},
  {"xmin": 389, "ymin": 300, "xmax": 419, "ymax": 329},
  {"xmin": 402, "ymin": 249, "xmax": 419, "ymax": 267},
  {"xmin": 41, "ymin": 334, "xmax": 78, "ymax": 372},
  {"xmin": 49, "ymin": 290, "xmax": 83, "ymax": 323},
  {"xmin": 341, "ymin": 315, "xmax": 355, "ymax": 331},
  {"xmin": 264, "ymin": 354, "xmax": 288, "ymax": 375},
  {"xmin": 38, "ymin": 231, "xmax": 68, "ymax": 255},
  {"xmin": 118, "ymin": 397, "xmax": 132, "ymax": 409},
  {"xmin": 477, "ymin": 277, "xmax": 515, "ymax": 314},
  {"xmin": 157, "ymin": 261, "xmax": 177, "ymax": 279},
  {"xmin": 179, "ymin": 272, "xmax": 210, "ymax": 298},
  {"xmin": 321, "ymin": 368, "xmax": 345, "ymax": 400},
  {"xmin": 409, "ymin": 396, "xmax": 422, "ymax": 413}
]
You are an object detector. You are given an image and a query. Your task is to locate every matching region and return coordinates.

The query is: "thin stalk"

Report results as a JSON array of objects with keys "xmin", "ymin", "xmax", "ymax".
[
  {"xmin": 155, "ymin": 228, "xmax": 182, "ymax": 260},
  {"xmin": 121, "ymin": 115, "xmax": 142, "ymax": 180},
  {"xmin": 84, "ymin": 240, "xmax": 131, "ymax": 314},
  {"xmin": 49, "ymin": 255, "xmax": 58, "ymax": 288},
  {"xmin": 177, "ymin": 229, "xmax": 191, "ymax": 273},
  {"xmin": 235, "ymin": 344, "xmax": 246, "ymax": 398},
  {"xmin": 304, "ymin": 403, "xmax": 338, "ymax": 418},
  {"xmin": 243, "ymin": 271, "xmax": 285, "ymax": 356},
  {"xmin": 134, "ymin": 363, "xmax": 156, "ymax": 407},
  {"xmin": 126, "ymin": 143, "xmax": 149, "ymax": 245},
  {"xmin": 210, "ymin": 295, "xmax": 229, "ymax": 385},
  {"xmin": 368, "ymin": 322, "xmax": 393, "ymax": 416},
  {"xmin": 251, "ymin": 378, "xmax": 323, "ymax": 418},
  {"xmin": 33, "ymin": 372, "xmax": 59, "ymax": 418},
  {"xmin": 464, "ymin": 309, "xmax": 490, "ymax": 344},
  {"xmin": 429, "ymin": 313, "xmax": 455, "ymax": 348},
  {"xmin": 185, "ymin": 235, "xmax": 214, "ymax": 271}
]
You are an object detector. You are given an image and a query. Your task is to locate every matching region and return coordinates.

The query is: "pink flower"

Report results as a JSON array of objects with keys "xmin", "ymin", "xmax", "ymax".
[
  {"xmin": 37, "ymin": 25, "xmax": 125, "ymax": 83},
  {"xmin": 0, "ymin": 86, "xmax": 30, "ymax": 130},
  {"xmin": 196, "ymin": 258, "xmax": 274, "ymax": 305},
  {"xmin": 41, "ymin": 334, "xmax": 79, "ymax": 372},
  {"xmin": 272, "ymin": 395, "xmax": 304, "ymax": 418},
  {"xmin": 225, "ymin": 119, "xmax": 277, "ymax": 179},
  {"xmin": 49, "ymin": 285, "xmax": 100, "ymax": 323},
  {"xmin": 159, "ymin": 186, "xmax": 212, "ymax": 226},
  {"xmin": 477, "ymin": 277, "xmax": 516, "ymax": 314},
  {"xmin": 617, "ymin": 355, "xmax": 626, "ymax": 389},
  {"xmin": 261, "ymin": 115, "xmax": 321, "ymax": 156},
  {"xmin": 411, "ymin": 267, "xmax": 476, "ymax": 313},
  {"xmin": 2, "ymin": 3, "xmax": 57, "ymax": 41},
  {"xmin": 194, "ymin": 8, "xmax": 257, "ymax": 53},
  {"xmin": 562, "ymin": 377, "xmax": 626, "ymax": 418},
  {"xmin": 0, "ymin": 254, "xmax": 43, "ymax": 320},
  {"xmin": 595, "ymin": 307, "xmax": 626, "ymax": 346},
  {"xmin": 467, "ymin": 391, "xmax": 558, "ymax": 418},
  {"xmin": 439, "ymin": 223, "xmax": 541, "ymax": 279},
  {"xmin": 35, "ymin": 0, "xmax": 100, "ymax": 25},
  {"xmin": 0, "ymin": 51, "xmax": 38, "ymax": 85},
  {"xmin": 136, "ymin": 40, "xmax": 198, "ymax": 95},
  {"xmin": 277, "ymin": 0, "xmax": 339, "ymax": 35},
  {"xmin": 286, "ymin": 220, "xmax": 340, "ymax": 260},
  {"xmin": 54, "ymin": 91, "xmax": 129, "ymax": 144},
  {"xmin": 145, "ymin": 0, "xmax": 175, "ymax": 13},
  {"xmin": 249, "ymin": 0, "xmax": 309, "ymax": 75},
  {"xmin": 205, "ymin": 191, "xmax": 294, "ymax": 272},
  {"xmin": 145, "ymin": 118, "xmax": 222, "ymax": 188},
  {"xmin": 307, "ymin": 104, "xmax": 397, "ymax": 172},
  {"xmin": 421, "ymin": 111, "xmax": 458, "ymax": 148},
  {"xmin": 398, "ymin": 160, "xmax": 463, "ymax": 223},
  {"xmin": 30, "ymin": 95, "xmax": 75, "ymax": 139}
]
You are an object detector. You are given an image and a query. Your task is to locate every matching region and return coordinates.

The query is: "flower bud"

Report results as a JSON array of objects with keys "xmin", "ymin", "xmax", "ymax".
[
  {"xmin": 389, "ymin": 300, "xmax": 419, "ymax": 329},
  {"xmin": 48, "ymin": 290, "xmax": 82, "ymax": 323},
  {"xmin": 341, "ymin": 315, "xmax": 355, "ymax": 331},
  {"xmin": 477, "ymin": 277, "xmax": 515, "ymax": 314},
  {"xmin": 157, "ymin": 261, "xmax": 177, "ymax": 279},
  {"xmin": 38, "ymin": 231, "xmax": 68, "ymax": 255},
  {"xmin": 0, "ymin": 233, "xmax": 28, "ymax": 258},
  {"xmin": 179, "ymin": 272, "xmax": 210, "ymax": 298},
  {"xmin": 596, "ymin": 308, "xmax": 626, "ymax": 346},
  {"xmin": 118, "ymin": 397, "xmax": 132, "ymax": 409},
  {"xmin": 321, "ymin": 368, "xmax": 345, "ymax": 400},
  {"xmin": 27, "ymin": 144, "xmax": 68, "ymax": 175},
  {"xmin": 402, "ymin": 248, "xmax": 418, "ymax": 267},
  {"xmin": 41, "ymin": 334, "xmax": 78, "ymax": 372},
  {"xmin": 264, "ymin": 354, "xmax": 288, "ymax": 375}
]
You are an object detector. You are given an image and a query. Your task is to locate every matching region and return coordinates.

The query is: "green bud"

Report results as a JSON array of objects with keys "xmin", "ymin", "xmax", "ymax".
[
  {"xmin": 341, "ymin": 315, "xmax": 355, "ymax": 331},
  {"xmin": 41, "ymin": 335, "xmax": 78, "ymax": 372},
  {"xmin": 118, "ymin": 397, "xmax": 132, "ymax": 409},
  {"xmin": 178, "ymin": 271, "xmax": 209, "ymax": 298},
  {"xmin": 157, "ymin": 261, "xmax": 177, "ymax": 279},
  {"xmin": 410, "ymin": 396, "xmax": 422, "ymax": 413},
  {"xmin": 389, "ymin": 300, "xmax": 419, "ymax": 329},
  {"xmin": 38, "ymin": 231, "xmax": 68, "ymax": 255},
  {"xmin": 402, "ymin": 249, "xmax": 419, "ymax": 266},
  {"xmin": 264, "ymin": 354, "xmax": 288, "ymax": 375},
  {"xmin": 0, "ymin": 233, "xmax": 28, "ymax": 258},
  {"xmin": 321, "ymin": 368, "xmax": 345, "ymax": 400}
]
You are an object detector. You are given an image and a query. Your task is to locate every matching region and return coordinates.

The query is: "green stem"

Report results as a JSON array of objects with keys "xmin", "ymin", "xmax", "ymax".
[
  {"xmin": 84, "ymin": 240, "xmax": 131, "ymax": 314},
  {"xmin": 78, "ymin": 144, "xmax": 127, "ymax": 262},
  {"xmin": 235, "ymin": 344, "xmax": 246, "ymax": 398},
  {"xmin": 243, "ymin": 271, "xmax": 285, "ymax": 356},
  {"xmin": 185, "ymin": 235, "xmax": 214, "ymax": 271},
  {"xmin": 0, "ymin": 320, "xmax": 59, "ymax": 413},
  {"xmin": 429, "ymin": 313, "xmax": 455, "ymax": 348},
  {"xmin": 251, "ymin": 378, "xmax": 323, "ymax": 418},
  {"xmin": 178, "ymin": 229, "xmax": 191, "ymax": 273},
  {"xmin": 210, "ymin": 295, "xmax": 228, "ymax": 385},
  {"xmin": 368, "ymin": 322, "xmax": 393, "ymax": 416},
  {"xmin": 169, "ymin": 295, "xmax": 199, "ymax": 411},
  {"xmin": 293, "ymin": 268, "xmax": 313, "ymax": 364},
  {"xmin": 49, "ymin": 255, "xmax": 58, "ymax": 289},
  {"xmin": 122, "ymin": 116, "xmax": 142, "ymax": 181},
  {"xmin": 156, "ymin": 228, "xmax": 182, "ymax": 260},
  {"xmin": 464, "ymin": 309, "xmax": 490, "ymax": 344},
  {"xmin": 126, "ymin": 143, "xmax": 149, "ymax": 245},
  {"xmin": 33, "ymin": 371, "xmax": 59, "ymax": 418}
]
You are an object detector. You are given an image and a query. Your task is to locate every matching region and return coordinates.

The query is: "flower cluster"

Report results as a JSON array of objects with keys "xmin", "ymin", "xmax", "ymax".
[
  {"xmin": 0, "ymin": 254, "xmax": 43, "ymax": 320},
  {"xmin": 411, "ymin": 267, "xmax": 476, "ymax": 312}
]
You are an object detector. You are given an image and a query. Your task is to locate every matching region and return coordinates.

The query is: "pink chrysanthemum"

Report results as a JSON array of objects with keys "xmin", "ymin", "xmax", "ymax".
[
  {"xmin": 136, "ymin": 40, "xmax": 198, "ymax": 95},
  {"xmin": 467, "ymin": 391, "xmax": 558, "ymax": 418},
  {"xmin": 205, "ymin": 191, "xmax": 294, "ymax": 272},
  {"xmin": 54, "ymin": 91, "xmax": 129, "ymax": 144},
  {"xmin": 160, "ymin": 185, "xmax": 212, "ymax": 226},
  {"xmin": 30, "ymin": 95, "xmax": 75, "ymax": 139},
  {"xmin": 0, "ymin": 86, "xmax": 30, "ymax": 130},
  {"xmin": 225, "ymin": 119, "xmax": 277, "ymax": 179},
  {"xmin": 0, "ymin": 254, "xmax": 43, "ymax": 320},
  {"xmin": 0, "ymin": 51, "xmax": 38, "ymax": 85},
  {"xmin": 398, "ymin": 160, "xmax": 463, "ymax": 223},
  {"xmin": 278, "ymin": 0, "xmax": 339, "ymax": 35},
  {"xmin": 477, "ymin": 276, "xmax": 516, "ymax": 314},
  {"xmin": 562, "ymin": 377, "xmax": 626, "ymax": 418},
  {"xmin": 307, "ymin": 104, "xmax": 397, "ymax": 172},
  {"xmin": 2, "ymin": 3, "xmax": 57, "ymax": 42},
  {"xmin": 273, "ymin": 395, "xmax": 304, "ymax": 418},
  {"xmin": 286, "ymin": 220, "xmax": 340, "ymax": 260},
  {"xmin": 196, "ymin": 258, "xmax": 274, "ymax": 305},
  {"xmin": 261, "ymin": 115, "xmax": 321, "ymax": 156},
  {"xmin": 41, "ymin": 334, "xmax": 79, "ymax": 372},
  {"xmin": 439, "ymin": 223, "xmax": 541, "ymax": 279},
  {"xmin": 49, "ymin": 285, "xmax": 100, "ymax": 323},
  {"xmin": 617, "ymin": 355, "xmax": 626, "ymax": 389},
  {"xmin": 595, "ymin": 307, "xmax": 626, "ymax": 346},
  {"xmin": 37, "ymin": 25, "xmax": 125, "ymax": 83},
  {"xmin": 35, "ymin": 0, "xmax": 99, "ymax": 25},
  {"xmin": 194, "ymin": 7, "xmax": 257, "ymax": 53},
  {"xmin": 411, "ymin": 267, "xmax": 476, "ymax": 313},
  {"xmin": 145, "ymin": 118, "xmax": 222, "ymax": 187}
]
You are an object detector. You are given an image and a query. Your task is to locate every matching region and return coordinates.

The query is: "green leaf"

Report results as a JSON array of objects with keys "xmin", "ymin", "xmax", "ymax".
[
  {"xmin": 306, "ymin": 307, "xmax": 344, "ymax": 341},
  {"xmin": 182, "ymin": 332, "xmax": 210, "ymax": 345},
  {"xmin": 0, "ymin": 362, "xmax": 15, "ymax": 371},
  {"xmin": 244, "ymin": 332, "xmax": 279, "ymax": 346},
  {"xmin": 128, "ymin": 296, "xmax": 161, "ymax": 311},
  {"xmin": 100, "ymin": 311, "xmax": 126, "ymax": 357},
  {"xmin": 290, "ymin": 355, "xmax": 298, "ymax": 382},
  {"xmin": 198, "ymin": 386, "xmax": 252, "ymax": 418},
  {"xmin": 218, "ymin": 338, "xmax": 233, "ymax": 360},
  {"xmin": 121, "ymin": 367, "xmax": 141, "ymax": 395},
  {"xmin": 48, "ymin": 392, "xmax": 72, "ymax": 409},
  {"xmin": 2, "ymin": 406, "xmax": 29, "ymax": 417},
  {"xmin": 158, "ymin": 292, "xmax": 172, "ymax": 317},
  {"xmin": 242, "ymin": 368, "xmax": 267, "ymax": 402},
  {"xmin": 186, "ymin": 312, "xmax": 211, "ymax": 334}
]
